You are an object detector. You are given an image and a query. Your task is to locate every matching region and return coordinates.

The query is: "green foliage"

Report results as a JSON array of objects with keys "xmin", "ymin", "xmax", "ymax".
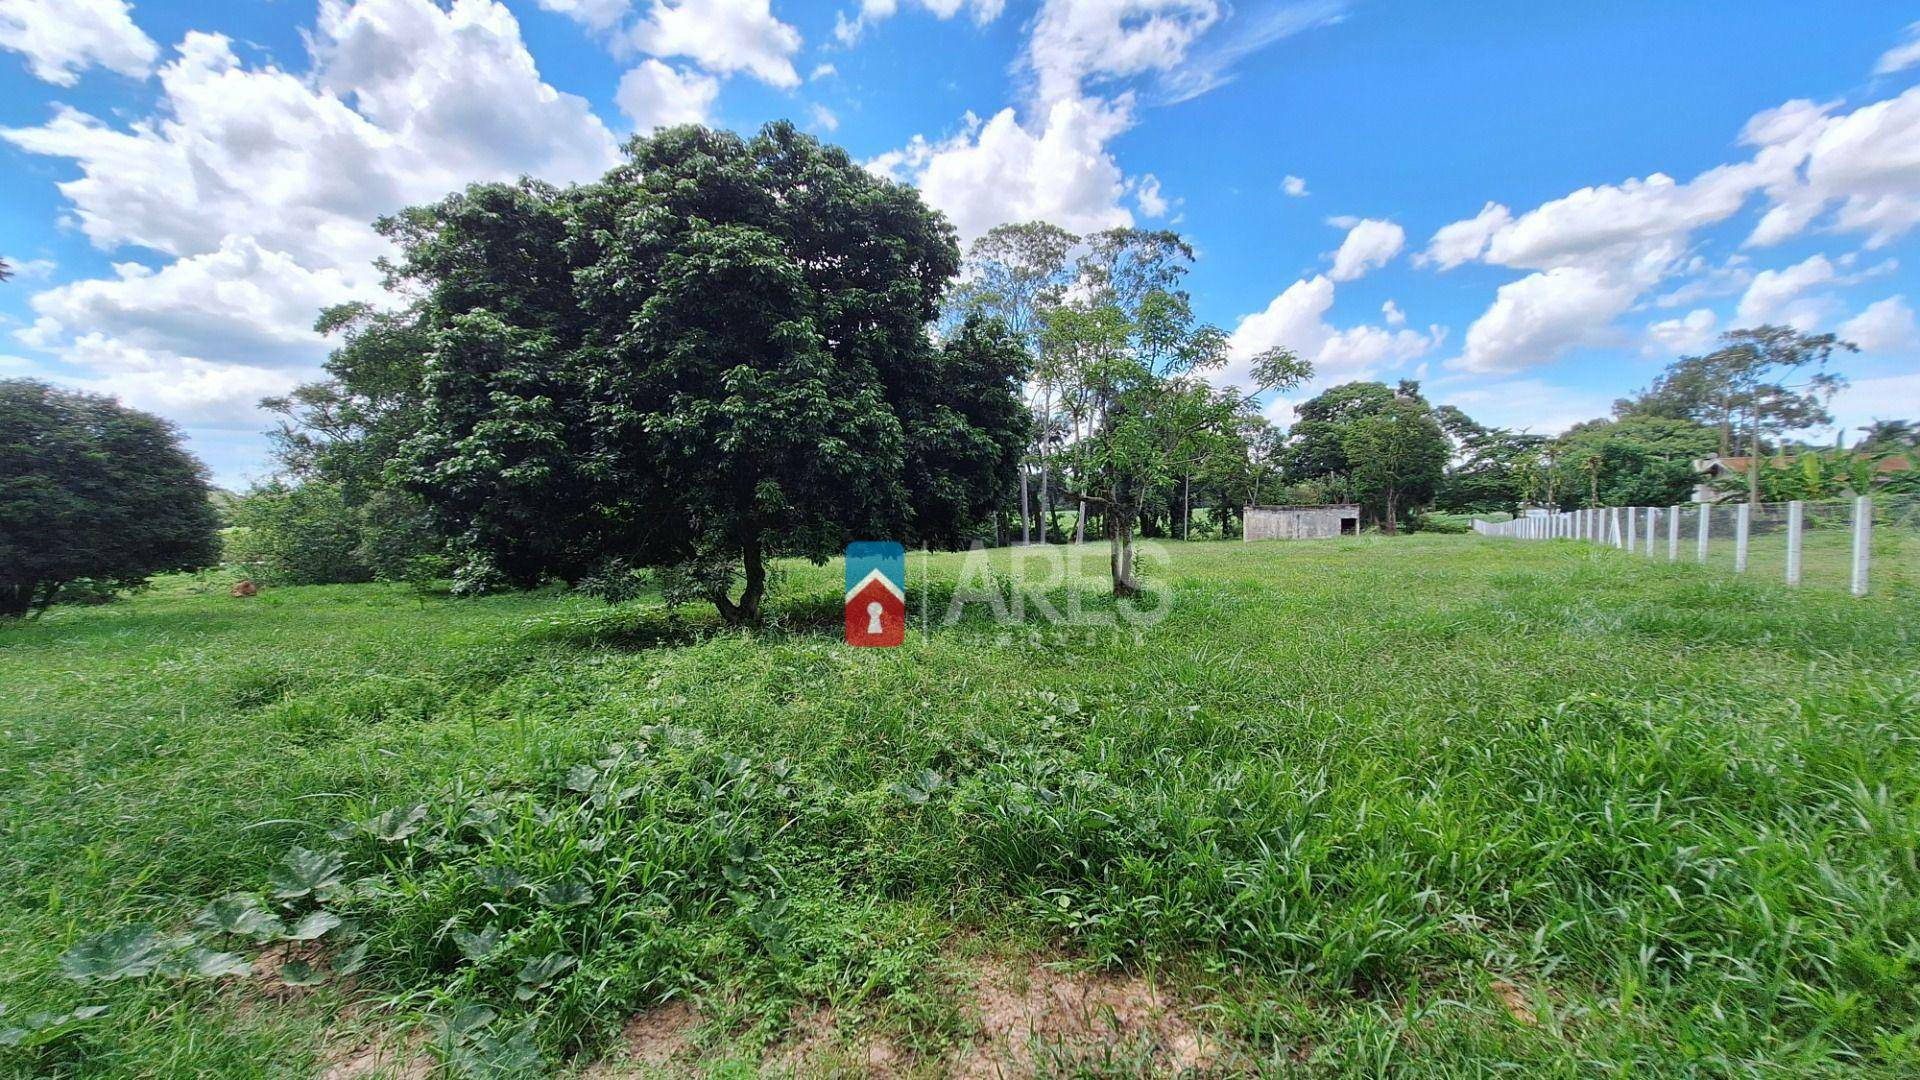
[
  {"xmin": 226, "ymin": 480, "xmax": 372, "ymax": 585},
  {"xmin": 1041, "ymin": 228, "xmax": 1309, "ymax": 590},
  {"xmin": 1620, "ymin": 324, "xmax": 1854, "ymax": 469},
  {"xmin": 0, "ymin": 1002, "xmax": 108, "ymax": 1051},
  {"xmin": 1280, "ymin": 381, "xmax": 1449, "ymax": 528},
  {"xmin": 1341, "ymin": 396, "xmax": 1449, "ymax": 534},
  {"xmin": 1551, "ymin": 414, "xmax": 1717, "ymax": 507},
  {"xmin": 0, "ymin": 380, "xmax": 221, "ymax": 617},
  {"xmin": 387, "ymin": 123, "xmax": 1025, "ymax": 625}
]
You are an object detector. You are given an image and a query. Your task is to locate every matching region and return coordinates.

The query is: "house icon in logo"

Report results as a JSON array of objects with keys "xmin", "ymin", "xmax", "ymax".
[{"xmin": 845, "ymin": 541, "xmax": 906, "ymax": 647}]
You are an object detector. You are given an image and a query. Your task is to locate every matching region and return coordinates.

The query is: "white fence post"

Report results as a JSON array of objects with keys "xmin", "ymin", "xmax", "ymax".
[
  {"xmin": 1734, "ymin": 503, "xmax": 1750, "ymax": 573},
  {"xmin": 1696, "ymin": 502, "xmax": 1710, "ymax": 564},
  {"xmin": 1785, "ymin": 500, "xmax": 1803, "ymax": 585},
  {"xmin": 1645, "ymin": 508, "xmax": 1657, "ymax": 557},
  {"xmin": 1667, "ymin": 505, "xmax": 1679, "ymax": 562},
  {"xmin": 1851, "ymin": 495, "xmax": 1872, "ymax": 597},
  {"xmin": 1625, "ymin": 507, "xmax": 1636, "ymax": 552}
]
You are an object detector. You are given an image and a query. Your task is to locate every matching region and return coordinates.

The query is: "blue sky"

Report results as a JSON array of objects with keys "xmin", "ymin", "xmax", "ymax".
[{"xmin": 3, "ymin": 0, "xmax": 1919, "ymax": 489}]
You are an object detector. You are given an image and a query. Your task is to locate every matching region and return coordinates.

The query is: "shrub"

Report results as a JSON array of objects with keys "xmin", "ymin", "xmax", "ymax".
[{"xmin": 226, "ymin": 482, "xmax": 373, "ymax": 586}]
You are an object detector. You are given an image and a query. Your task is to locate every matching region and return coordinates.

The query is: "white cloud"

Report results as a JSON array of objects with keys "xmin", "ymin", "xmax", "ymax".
[
  {"xmin": 1839, "ymin": 296, "xmax": 1919, "ymax": 353},
  {"xmin": 1153, "ymin": 0, "xmax": 1346, "ymax": 104},
  {"xmin": 1224, "ymin": 274, "xmax": 1441, "ymax": 391},
  {"xmin": 3, "ymin": 5, "xmax": 618, "ymax": 269},
  {"xmin": 21, "ymin": 238, "xmax": 365, "ymax": 368},
  {"xmin": 1645, "ymin": 307, "xmax": 1718, "ymax": 355},
  {"xmin": 1328, "ymin": 217, "xmax": 1403, "ymax": 281},
  {"xmin": 1261, "ymin": 395, "xmax": 1298, "ymax": 432},
  {"xmin": 1135, "ymin": 174, "xmax": 1169, "ymax": 218},
  {"xmin": 1745, "ymin": 88, "xmax": 1920, "ymax": 250},
  {"xmin": 1481, "ymin": 168, "xmax": 1756, "ymax": 279},
  {"xmin": 532, "ymin": 0, "xmax": 632, "ymax": 30},
  {"xmin": 54, "ymin": 334, "xmax": 303, "ymax": 427},
  {"xmin": 834, "ymin": 0, "xmax": 1003, "ymax": 45},
  {"xmin": 1653, "ymin": 254, "xmax": 1752, "ymax": 308},
  {"xmin": 0, "ymin": 0, "xmax": 157, "ymax": 86},
  {"xmin": 1874, "ymin": 21, "xmax": 1920, "ymax": 76},
  {"xmin": 616, "ymin": 58, "xmax": 718, "ymax": 130},
  {"xmin": 626, "ymin": 0, "xmax": 802, "ymax": 88},
  {"xmin": 868, "ymin": 96, "xmax": 1135, "ymax": 242},
  {"xmin": 808, "ymin": 102, "xmax": 840, "ymax": 133},
  {"xmin": 1452, "ymin": 266, "xmax": 1638, "ymax": 375},
  {"xmin": 1, "ymin": 256, "xmax": 55, "ymax": 280},
  {"xmin": 3, "ymin": 0, "xmax": 620, "ymax": 424},
  {"xmin": 1281, "ymin": 174, "xmax": 1308, "ymax": 197},
  {"xmin": 1025, "ymin": 0, "xmax": 1221, "ymax": 105},
  {"xmin": 1381, "ymin": 299, "xmax": 1405, "ymax": 326},
  {"xmin": 1736, "ymin": 253, "xmax": 1838, "ymax": 328},
  {"xmin": 1416, "ymin": 201, "xmax": 1510, "ymax": 270},
  {"xmin": 810, "ymin": 62, "xmax": 836, "ymax": 81}
]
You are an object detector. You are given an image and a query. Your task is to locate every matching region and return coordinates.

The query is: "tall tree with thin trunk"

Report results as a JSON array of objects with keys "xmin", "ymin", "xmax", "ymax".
[
  {"xmin": 948, "ymin": 223, "xmax": 1078, "ymax": 544},
  {"xmin": 1047, "ymin": 229, "xmax": 1310, "ymax": 594}
]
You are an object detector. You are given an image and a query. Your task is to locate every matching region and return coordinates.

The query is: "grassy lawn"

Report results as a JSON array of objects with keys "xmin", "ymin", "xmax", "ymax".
[{"xmin": 2, "ymin": 536, "xmax": 1918, "ymax": 1077}]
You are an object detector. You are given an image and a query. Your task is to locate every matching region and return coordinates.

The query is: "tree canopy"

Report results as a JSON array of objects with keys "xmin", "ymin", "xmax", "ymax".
[
  {"xmin": 391, "ymin": 122, "xmax": 1028, "ymax": 623},
  {"xmin": 0, "ymin": 380, "xmax": 221, "ymax": 617}
]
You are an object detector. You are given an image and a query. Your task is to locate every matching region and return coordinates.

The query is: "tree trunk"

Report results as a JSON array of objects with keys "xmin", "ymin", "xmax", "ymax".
[
  {"xmin": 1747, "ymin": 424, "xmax": 1761, "ymax": 506},
  {"xmin": 1382, "ymin": 490, "xmax": 1399, "ymax": 535},
  {"xmin": 1039, "ymin": 385, "xmax": 1056, "ymax": 542},
  {"xmin": 1018, "ymin": 469, "xmax": 1031, "ymax": 545},
  {"xmin": 1074, "ymin": 498, "xmax": 1087, "ymax": 545},
  {"xmin": 713, "ymin": 539, "xmax": 767, "ymax": 626},
  {"xmin": 1182, "ymin": 472, "xmax": 1191, "ymax": 540},
  {"xmin": 1108, "ymin": 509, "xmax": 1141, "ymax": 597}
]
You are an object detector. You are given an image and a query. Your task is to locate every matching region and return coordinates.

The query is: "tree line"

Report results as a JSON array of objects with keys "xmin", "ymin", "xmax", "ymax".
[{"xmin": 4, "ymin": 125, "xmax": 1914, "ymax": 619}]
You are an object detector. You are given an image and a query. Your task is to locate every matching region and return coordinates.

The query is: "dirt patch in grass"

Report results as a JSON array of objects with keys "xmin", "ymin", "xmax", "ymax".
[
  {"xmin": 585, "ymin": 999, "xmax": 703, "ymax": 1077},
  {"xmin": 318, "ymin": 1027, "xmax": 431, "ymax": 1080},
  {"xmin": 762, "ymin": 1005, "xmax": 910, "ymax": 1077},
  {"xmin": 1489, "ymin": 979, "xmax": 1536, "ymax": 1026},
  {"xmin": 949, "ymin": 957, "xmax": 1219, "ymax": 1077}
]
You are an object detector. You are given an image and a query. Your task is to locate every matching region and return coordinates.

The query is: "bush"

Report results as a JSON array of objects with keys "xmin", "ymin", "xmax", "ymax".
[
  {"xmin": 226, "ymin": 482, "xmax": 445, "ymax": 586},
  {"xmin": 226, "ymin": 482, "xmax": 373, "ymax": 586}
]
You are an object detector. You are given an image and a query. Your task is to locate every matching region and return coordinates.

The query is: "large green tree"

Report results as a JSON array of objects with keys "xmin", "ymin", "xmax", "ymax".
[
  {"xmin": 394, "ymin": 123, "xmax": 1028, "ymax": 624},
  {"xmin": 0, "ymin": 380, "xmax": 221, "ymax": 617},
  {"xmin": 1549, "ymin": 414, "xmax": 1717, "ymax": 508},
  {"xmin": 1340, "ymin": 395, "xmax": 1449, "ymax": 534},
  {"xmin": 1620, "ymin": 325, "xmax": 1853, "ymax": 504}
]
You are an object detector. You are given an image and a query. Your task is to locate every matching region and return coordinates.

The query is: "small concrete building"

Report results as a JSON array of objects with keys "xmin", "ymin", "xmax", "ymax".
[{"xmin": 1243, "ymin": 504, "xmax": 1361, "ymax": 541}]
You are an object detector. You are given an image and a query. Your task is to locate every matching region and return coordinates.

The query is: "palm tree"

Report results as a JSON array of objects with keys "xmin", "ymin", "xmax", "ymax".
[{"xmin": 0, "ymin": 258, "xmax": 12, "ymax": 283}]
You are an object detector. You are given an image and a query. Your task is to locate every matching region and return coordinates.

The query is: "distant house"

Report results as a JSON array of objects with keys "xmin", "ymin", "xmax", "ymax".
[
  {"xmin": 1243, "ymin": 504, "xmax": 1361, "ymax": 541},
  {"xmin": 1692, "ymin": 453, "xmax": 1913, "ymax": 502}
]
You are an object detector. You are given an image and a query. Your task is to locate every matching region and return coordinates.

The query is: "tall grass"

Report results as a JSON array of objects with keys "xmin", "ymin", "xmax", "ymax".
[{"xmin": 1, "ymin": 538, "xmax": 1916, "ymax": 1076}]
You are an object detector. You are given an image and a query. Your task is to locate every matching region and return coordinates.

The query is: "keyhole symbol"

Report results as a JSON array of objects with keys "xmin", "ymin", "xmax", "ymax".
[{"xmin": 866, "ymin": 601, "xmax": 884, "ymax": 635}]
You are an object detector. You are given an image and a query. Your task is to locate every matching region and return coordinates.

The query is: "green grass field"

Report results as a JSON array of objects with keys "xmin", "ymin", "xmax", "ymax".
[{"xmin": 3, "ymin": 536, "xmax": 1918, "ymax": 1077}]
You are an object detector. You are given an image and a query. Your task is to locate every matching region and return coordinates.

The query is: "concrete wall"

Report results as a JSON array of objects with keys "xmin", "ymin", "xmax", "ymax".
[{"xmin": 1243, "ymin": 506, "xmax": 1358, "ymax": 541}]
